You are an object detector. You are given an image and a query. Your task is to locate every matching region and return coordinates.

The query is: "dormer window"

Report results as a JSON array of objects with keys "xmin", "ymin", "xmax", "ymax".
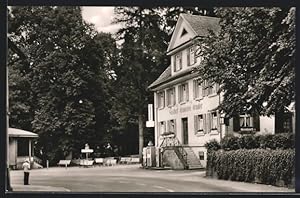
[
  {"xmin": 174, "ymin": 52, "xmax": 182, "ymax": 72},
  {"xmin": 187, "ymin": 46, "xmax": 196, "ymax": 66}
]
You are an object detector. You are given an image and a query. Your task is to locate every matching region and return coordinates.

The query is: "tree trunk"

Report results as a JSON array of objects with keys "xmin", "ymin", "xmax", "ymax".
[{"xmin": 138, "ymin": 114, "xmax": 144, "ymax": 162}]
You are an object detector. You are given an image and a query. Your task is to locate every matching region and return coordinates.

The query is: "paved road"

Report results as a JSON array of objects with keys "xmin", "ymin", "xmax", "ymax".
[{"xmin": 10, "ymin": 164, "xmax": 294, "ymax": 192}]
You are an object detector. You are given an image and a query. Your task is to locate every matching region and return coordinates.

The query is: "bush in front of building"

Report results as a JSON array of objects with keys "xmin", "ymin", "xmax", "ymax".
[
  {"xmin": 204, "ymin": 139, "xmax": 221, "ymax": 152},
  {"xmin": 220, "ymin": 135, "xmax": 239, "ymax": 150},
  {"xmin": 259, "ymin": 133, "xmax": 295, "ymax": 149},
  {"xmin": 206, "ymin": 149, "xmax": 295, "ymax": 187},
  {"xmin": 204, "ymin": 133, "xmax": 295, "ymax": 151}
]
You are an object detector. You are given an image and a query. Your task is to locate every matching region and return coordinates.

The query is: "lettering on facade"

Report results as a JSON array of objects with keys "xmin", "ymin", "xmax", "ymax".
[
  {"xmin": 180, "ymin": 106, "xmax": 191, "ymax": 113},
  {"xmin": 192, "ymin": 103, "xmax": 202, "ymax": 110},
  {"xmin": 169, "ymin": 104, "xmax": 202, "ymax": 115},
  {"xmin": 170, "ymin": 109, "xmax": 178, "ymax": 115}
]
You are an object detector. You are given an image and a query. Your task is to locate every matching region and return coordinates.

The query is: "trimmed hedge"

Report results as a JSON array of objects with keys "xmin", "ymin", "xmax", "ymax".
[
  {"xmin": 205, "ymin": 133, "xmax": 294, "ymax": 151},
  {"xmin": 206, "ymin": 149, "xmax": 295, "ymax": 187}
]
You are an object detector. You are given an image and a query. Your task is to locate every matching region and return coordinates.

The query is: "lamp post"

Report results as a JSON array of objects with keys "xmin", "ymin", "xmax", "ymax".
[{"xmin": 6, "ymin": 52, "xmax": 12, "ymax": 191}]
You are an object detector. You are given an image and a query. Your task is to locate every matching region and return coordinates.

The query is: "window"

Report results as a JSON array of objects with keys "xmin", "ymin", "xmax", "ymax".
[
  {"xmin": 167, "ymin": 119, "xmax": 176, "ymax": 134},
  {"xmin": 195, "ymin": 114, "xmax": 204, "ymax": 133},
  {"xmin": 211, "ymin": 112, "xmax": 218, "ymax": 130},
  {"xmin": 179, "ymin": 83, "xmax": 189, "ymax": 103},
  {"xmin": 18, "ymin": 139, "xmax": 29, "ymax": 156},
  {"xmin": 159, "ymin": 121, "xmax": 166, "ymax": 135},
  {"xmin": 157, "ymin": 91, "xmax": 165, "ymax": 109},
  {"xmin": 174, "ymin": 52, "xmax": 182, "ymax": 72},
  {"xmin": 193, "ymin": 79, "xmax": 203, "ymax": 99},
  {"xmin": 233, "ymin": 114, "xmax": 260, "ymax": 132},
  {"xmin": 187, "ymin": 46, "xmax": 196, "ymax": 66},
  {"xmin": 202, "ymin": 80, "xmax": 219, "ymax": 96},
  {"xmin": 240, "ymin": 115, "xmax": 252, "ymax": 128},
  {"xmin": 199, "ymin": 151, "xmax": 205, "ymax": 160},
  {"xmin": 181, "ymin": 28, "xmax": 188, "ymax": 37},
  {"xmin": 166, "ymin": 87, "xmax": 176, "ymax": 107}
]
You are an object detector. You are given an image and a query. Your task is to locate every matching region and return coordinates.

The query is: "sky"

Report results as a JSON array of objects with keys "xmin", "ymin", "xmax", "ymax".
[{"xmin": 81, "ymin": 6, "xmax": 121, "ymax": 34}]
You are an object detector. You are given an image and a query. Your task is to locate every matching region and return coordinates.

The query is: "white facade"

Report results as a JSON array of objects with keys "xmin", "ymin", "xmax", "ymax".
[{"xmin": 149, "ymin": 14, "xmax": 275, "ymax": 165}]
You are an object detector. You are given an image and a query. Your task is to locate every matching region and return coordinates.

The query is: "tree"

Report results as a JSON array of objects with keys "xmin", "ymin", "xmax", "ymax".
[
  {"xmin": 197, "ymin": 7, "xmax": 295, "ymax": 117},
  {"xmin": 8, "ymin": 6, "xmax": 113, "ymax": 164},
  {"xmin": 112, "ymin": 7, "xmax": 170, "ymax": 158}
]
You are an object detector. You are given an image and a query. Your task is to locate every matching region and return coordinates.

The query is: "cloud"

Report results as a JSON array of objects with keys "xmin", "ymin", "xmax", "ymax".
[{"xmin": 82, "ymin": 6, "xmax": 121, "ymax": 34}]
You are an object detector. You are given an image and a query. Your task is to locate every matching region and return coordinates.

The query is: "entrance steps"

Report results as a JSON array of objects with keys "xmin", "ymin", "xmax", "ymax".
[{"xmin": 184, "ymin": 147, "xmax": 204, "ymax": 170}]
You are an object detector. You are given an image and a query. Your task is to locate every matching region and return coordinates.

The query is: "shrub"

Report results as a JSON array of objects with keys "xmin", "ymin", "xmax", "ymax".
[
  {"xmin": 237, "ymin": 135, "xmax": 259, "ymax": 149},
  {"xmin": 206, "ymin": 149, "xmax": 295, "ymax": 187},
  {"xmin": 204, "ymin": 139, "xmax": 221, "ymax": 152},
  {"xmin": 220, "ymin": 135, "xmax": 239, "ymax": 150},
  {"xmin": 215, "ymin": 133, "xmax": 295, "ymax": 151}
]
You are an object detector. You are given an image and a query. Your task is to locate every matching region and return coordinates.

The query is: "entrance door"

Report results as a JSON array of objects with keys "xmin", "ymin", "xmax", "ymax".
[{"xmin": 182, "ymin": 118, "xmax": 188, "ymax": 145}]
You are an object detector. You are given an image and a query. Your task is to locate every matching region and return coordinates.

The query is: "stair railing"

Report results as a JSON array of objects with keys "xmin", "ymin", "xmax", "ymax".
[{"xmin": 159, "ymin": 133, "xmax": 188, "ymax": 169}]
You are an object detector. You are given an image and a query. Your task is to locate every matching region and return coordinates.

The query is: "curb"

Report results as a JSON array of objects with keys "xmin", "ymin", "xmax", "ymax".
[{"xmin": 11, "ymin": 184, "xmax": 70, "ymax": 192}]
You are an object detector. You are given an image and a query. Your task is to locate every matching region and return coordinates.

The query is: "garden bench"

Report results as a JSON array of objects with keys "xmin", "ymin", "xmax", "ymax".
[
  {"xmin": 119, "ymin": 157, "xmax": 131, "ymax": 164},
  {"xmin": 104, "ymin": 159, "xmax": 117, "ymax": 166},
  {"xmin": 79, "ymin": 159, "xmax": 94, "ymax": 167},
  {"xmin": 130, "ymin": 157, "xmax": 140, "ymax": 164},
  {"xmin": 94, "ymin": 158, "xmax": 104, "ymax": 165},
  {"xmin": 57, "ymin": 160, "xmax": 71, "ymax": 168}
]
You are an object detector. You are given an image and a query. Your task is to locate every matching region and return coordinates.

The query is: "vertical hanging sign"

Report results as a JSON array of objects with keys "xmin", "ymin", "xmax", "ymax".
[
  {"xmin": 148, "ymin": 104, "xmax": 153, "ymax": 121},
  {"xmin": 146, "ymin": 104, "xmax": 154, "ymax": 127}
]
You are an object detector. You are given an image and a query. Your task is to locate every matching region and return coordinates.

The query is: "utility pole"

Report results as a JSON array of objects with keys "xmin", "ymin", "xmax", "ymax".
[
  {"xmin": 6, "ymin": 58, "xmax": 12, "ymax": 191},
  {"xmin": 3, "ymin": 6, "xmax": 12, "ymax": 192}
]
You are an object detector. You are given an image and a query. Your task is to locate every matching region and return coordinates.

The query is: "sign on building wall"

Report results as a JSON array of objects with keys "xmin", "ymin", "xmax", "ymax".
[{"xmin": 146, "ymin": 104, "xmax": 154, "ymax": 127}]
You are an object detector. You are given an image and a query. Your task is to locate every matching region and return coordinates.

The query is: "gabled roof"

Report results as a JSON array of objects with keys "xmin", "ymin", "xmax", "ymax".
[
  {"xmin": 8, "ymin": 128, "xmax": 38, "ymax": 138},
  {"xmin": 167, "ymin": 14, "xmax": 220, "ymax": 53},
  {"xmin": 181, "ymin": 14, "xmax": 221, "ymax": 37},
  {"xmin": 148, "ymin": 66, "xmax": 171, "ymax": 89},
  {"xmin": 148, "ymin": 66, "xmax": 199, "ymax": 90}
]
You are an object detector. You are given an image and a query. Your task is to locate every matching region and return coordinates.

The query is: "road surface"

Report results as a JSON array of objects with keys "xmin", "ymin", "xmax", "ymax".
[{"xmin": 10, "ymin": 164, "xmax": 294, "ymax": 192}]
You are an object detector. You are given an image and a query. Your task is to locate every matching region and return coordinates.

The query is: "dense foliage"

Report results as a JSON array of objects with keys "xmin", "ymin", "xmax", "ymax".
[
  {"xmin": 198, "ymin": 7, "xmax": 295, "ymax": 117},
  {"xmin": 8, "ymin": 7, "xmax": 116, "ymax": 164},
  {"xmin": 205, "ymin": 133, "xmax": 294, "ymax": 151},
  {"xmin": 206, "ymin": 149, "xmax": 295, "ymax": 187}
]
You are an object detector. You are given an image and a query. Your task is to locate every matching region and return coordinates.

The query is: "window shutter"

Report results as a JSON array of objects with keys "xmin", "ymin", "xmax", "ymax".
[
  {"xmin": 233, "ymin": 115, "xmax": 240, "ymax": 132},
  {"xmin": 180, "ymin": 52, "xmax": 182, "ymax": 69},
  {"xmin": 253, "ymin": 114, "xmax": 260, "ymax": 132},
  {"xmin": 194, "ymin": 115, "xmax": 198, "ymax": 134},
  {"xmin": 194, "ymin": 48, "xmax": 197, "ymax": 64},
  {"xmin": 193, "ymin": 80, "xmax": 197, "ymax": 99},
  {"xmin": 186, "ymin": 83, "xmax": 189, "ymax": 101},
  {"xmin": 207, "ymin": 113, "xmax": 211, "ymax": 133},
  {"xmin": 203, "ymin": 114, "xmax": 207, "ymax": 134},
  {"xmin": 178, "ymin": 86, "xmax": 181, "ymax": 103},
  {"xmin": 173, "ymin": 88, "xmax": 176, "ymax": 105},
  {"xmin": 174, "ymin": 56, "xmax": 176, "ymax": 72},
  {"xmin": 217, "ymin": 111, "xmax": 221, "ymax": 133},
  {"xmin": 187, "ymin": 49, "xmax": 190, "ymax": 66},
  {"xmin": 163, "ymin": 92, "xmax": 165, "ymax": 108},
  {"xmin": 174, "ymin": 119, "xmax": 177, "ymax": 134}
]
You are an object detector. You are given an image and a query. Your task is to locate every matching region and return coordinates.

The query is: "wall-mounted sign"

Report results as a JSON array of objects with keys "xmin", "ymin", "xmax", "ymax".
[{"xmin": 146, "ymin": 121, "xmax": 155, "ymax": 128}]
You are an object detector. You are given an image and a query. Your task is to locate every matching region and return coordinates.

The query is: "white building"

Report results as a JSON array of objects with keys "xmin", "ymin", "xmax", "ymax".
[{"xmin": 148, "ymin": 14, "xmax": 285, "ymax": 169}]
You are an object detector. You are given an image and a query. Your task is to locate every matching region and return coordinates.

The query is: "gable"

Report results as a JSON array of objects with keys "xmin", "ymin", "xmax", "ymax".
[
  {"xmin": 167, "ymin": 14, "xmax": 221, "ymax": 54},
  {"xmin": 167, "ymin": 15, "xmax": 197, "ymax": 53}
]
